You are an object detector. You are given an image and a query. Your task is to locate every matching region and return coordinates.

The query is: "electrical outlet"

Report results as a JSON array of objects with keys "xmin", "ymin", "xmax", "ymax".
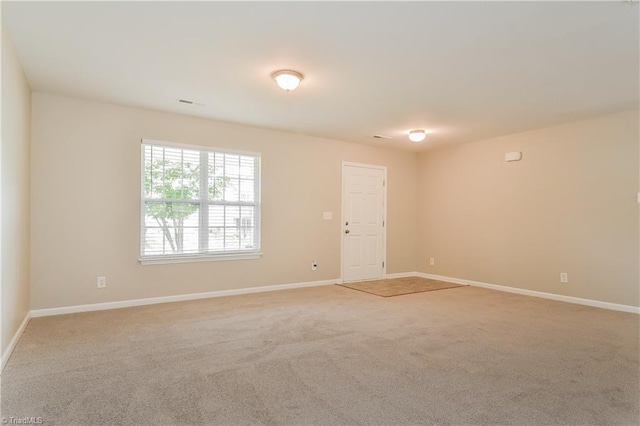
[
  {"xmin": 97, "ymin": 276, "xmax": 107, "ymax": 289},
  {"xmin": 311, "ymin": 262, "xmax": 318, "ymax": 271},
  {"xmin": 560, "ymin": 273, "xmax": 568, "ymax": 283},
  {"xmin": 430, "ymin": 258, "xmax": 435, "ymax": 266}
]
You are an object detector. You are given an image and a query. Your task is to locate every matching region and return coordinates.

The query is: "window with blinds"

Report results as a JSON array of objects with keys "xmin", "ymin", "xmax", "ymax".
[{"xmin": 140, "ymin": 140, "xmax": 261, "ymax": 263}]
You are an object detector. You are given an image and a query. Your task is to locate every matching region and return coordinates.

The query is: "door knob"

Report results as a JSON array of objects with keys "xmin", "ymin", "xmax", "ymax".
[{"xmin": 345, "ymin": 229, "xmax": 350, "ymax": 234}]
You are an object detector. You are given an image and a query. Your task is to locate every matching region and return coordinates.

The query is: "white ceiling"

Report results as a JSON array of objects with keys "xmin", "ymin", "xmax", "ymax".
[{"xmin": 4, "ymin": 1, "xmax": 639, "ymax": 151}]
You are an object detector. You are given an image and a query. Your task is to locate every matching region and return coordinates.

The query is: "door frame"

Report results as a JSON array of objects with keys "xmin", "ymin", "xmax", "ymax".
[{"xmin": 340, "ymin": 161, "xmax": 388, "ymax": 283}]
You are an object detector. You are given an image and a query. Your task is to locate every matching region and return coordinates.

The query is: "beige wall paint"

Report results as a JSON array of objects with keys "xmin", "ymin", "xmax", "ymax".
[
  {"xmin": 417, "ymin": 110, "xmax": 640, "ymax": 307},
  {"xmin": 30, "ymin": 93, "xmax": 418, "ymax": 309},
  {"xmin": 1, "ymin": 28, "xmax": 31, "ymax": 353}
]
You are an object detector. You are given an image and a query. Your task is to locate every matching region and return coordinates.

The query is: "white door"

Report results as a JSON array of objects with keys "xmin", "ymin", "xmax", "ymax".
[{"xmin": 342, "ymin": 163, "xmax": 386, "ymax": 282}]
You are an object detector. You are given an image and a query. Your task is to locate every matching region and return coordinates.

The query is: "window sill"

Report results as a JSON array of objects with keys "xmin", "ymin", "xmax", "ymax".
[{"xmin": 140, "ymin": 252, "xmax": 262, "ymax": 265}]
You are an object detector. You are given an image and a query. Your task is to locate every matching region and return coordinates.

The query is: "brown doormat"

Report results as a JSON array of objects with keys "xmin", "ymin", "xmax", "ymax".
[{"xmin": 338, "ymin": 276, "xmax": 465, "ymax": 297}]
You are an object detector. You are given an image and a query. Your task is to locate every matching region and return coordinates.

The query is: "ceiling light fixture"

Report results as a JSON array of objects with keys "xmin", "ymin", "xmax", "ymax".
[
  {"xmin": 272, "ymin": 69, "xmax": 304, "ymax": 91},
  {"xmin": 408, "ymin": 129, "xmax": 426, "ymax": 142}
]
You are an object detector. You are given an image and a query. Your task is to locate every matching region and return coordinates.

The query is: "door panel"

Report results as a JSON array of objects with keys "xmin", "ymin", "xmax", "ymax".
[{"xmin": 342, "ymin": 164, "xmax": 385, "ymax": 282}]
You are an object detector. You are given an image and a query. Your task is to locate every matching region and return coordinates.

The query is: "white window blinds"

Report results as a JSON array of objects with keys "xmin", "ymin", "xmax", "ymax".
[{"xmin": 141, "ymin": 140, "xmax": 261, "ymax": 262}]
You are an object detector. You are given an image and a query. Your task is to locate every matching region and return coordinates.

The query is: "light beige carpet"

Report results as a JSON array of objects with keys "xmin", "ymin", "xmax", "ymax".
[
  {"xmin": 338, "ymin": 276, "xmax": 464, "ymax": 297},
  {"xmin": 2, "ymin": 285, "xmax": 639, "ymax": 425}
]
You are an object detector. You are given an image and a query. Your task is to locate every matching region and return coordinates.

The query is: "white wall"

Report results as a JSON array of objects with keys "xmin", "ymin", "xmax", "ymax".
[
  {"xmin": 1, "ymin": 28, "xmax": 31, "ymax": 353},
  {"xmin": 30, "ymin": 93, "xmax": 419, "ymax": 309},
  {"xmin": 417, "ymin": 110, "xmax": 639, "ymax": 307}
]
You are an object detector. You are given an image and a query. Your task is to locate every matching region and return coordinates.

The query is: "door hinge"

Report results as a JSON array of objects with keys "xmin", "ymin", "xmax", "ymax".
[
  {"xmin": 382, "ymin": 261, "xmax": 385, "ymax": 268},
  {"xmin": 383, "ymin": 220, "xmax": 385, "ymax": 227},
  {"xmin": 383, "ymin": 180, "xmax": 386, "ymax": 187}
]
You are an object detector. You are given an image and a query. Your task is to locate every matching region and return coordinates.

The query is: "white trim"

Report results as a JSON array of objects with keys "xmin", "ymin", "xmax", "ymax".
[
  {"xmin": 30, "ymin": 279, "xmax": 338, "ymax": 318},
  {"xmin": 341, "ymin": 161, "xmax": 387, "ymax": 171},
  {"xmin": 382, "ymin": 167, "xmax": 387, "ymax": 278},
  {"xmin": 140, "ymin": 252, "xmax": 262, "ymax": 265},
  {"xmin": 340, "ymin": 162, "xmax": 388, "ymax": 283},
  {"xmin": 1, "ymin": 312, "xmax": 31, "ymax": 373},
  {"xmin": 141, "ymin": 138, "xmax": 262, "ymax": 158},
  {"xmin": 385, "ymin": 272, "xmax": 418, "ymax": 279},
  {"xmin": 341, "ymin": 164, "xmax": 345, "ymax": 282},
  {"xmin": 413, "ymin": 272, "xmax": 640, "ymax": 314}
]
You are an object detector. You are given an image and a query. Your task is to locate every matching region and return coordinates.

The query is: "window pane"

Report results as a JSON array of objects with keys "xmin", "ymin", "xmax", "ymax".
[
  {"xmin": 240, "ymin": 156, "xmax": 255, "ymax": 179},
  {"xmin": 224, "ymin": 178, "xmax": 240, "ymax": 202},
  {"xmin": 144, "ymin": 202, "xmax": 200, "ymax": 226},
  {"xmin": 208, "ymin": 153, "xmax": 225, "ymax": 201},
  {"xmin": 209, "ymin": 227, "xmax": 224, "ymax": 251},
  {"xmin": 143, "ymin": 201, "xmax": 200, "ymax": 255},
  {"xmin": 240, "ymin": 206, "xmax": 254, "ymax": 227},
  {"xmin": 181, "ymin": 228, "xmax": 200, "ymax": 254},
  {"xmin": 144, "ymin": 146, "xmax": 200, "ymax": 200},
  {"xmin": 207, "ymin": 205, "xmax": 255, "ymax": 253},
  {"xmin": 240, "ymin": 227, "xmax": 254, "ymax": 249},
  {"xmin": 224, "ymin": 227, "xmax": 240, "ymax": 251},
  {"xmin": 209, "ymin": 205, "xmax": 224, "ymax": 227},
  {"xmin": 239, "ymin": 179, "xmax": 254, "ymax": 202},
  {"xmin": 225, "ymin": 206, "xmax": 240, "ymax": 227},
  {"xmin": 143, "ymin": 146, "xmax": 153, "ymax": 197},
  {"xmin": 240, "ymin": 207, "xmax": 255, "ymax": 249},
  {"xmin": 179, "ymin": 150, "xmax": 201, "ymax": 200},
  {"xmin": 225, "ymin": 154, "xmax": 240, "ymax": 178},
  {"xmin": 147, "ymin": 146, "xmax": 166, "ymax": 198},
  {"xmin": 143, "ymin": 228, "xmax": 164, "ymax": 255}
]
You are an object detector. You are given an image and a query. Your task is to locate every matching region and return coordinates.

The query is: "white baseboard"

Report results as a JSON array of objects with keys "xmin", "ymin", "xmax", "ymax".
[
  {"xmin": 1, "ymin": 312, "xmax": 31, "ymax": 373},
  {"xmin": 22, "ymin": 271, "xmax": 640, "ymax": 338},
  {"xmin": 415, "ymin": 272, "xmax": 640, "ymax": 314},
  {"xmin": 385, "ymin": 272, "xmax": 418, "ymax": 279},
  {"xmin": 30, "ymin": 279, "xmax": 339, "ymax": 318}
]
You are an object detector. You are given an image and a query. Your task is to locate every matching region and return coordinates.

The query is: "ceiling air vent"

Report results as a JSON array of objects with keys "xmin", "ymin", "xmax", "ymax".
[
  {"xmin": 178, "ymin": 99, "xmax": 206, "ymax": 106},
  {"xmin": 373, "ymin": 135, "xmax": 392, "ymax": 139}
]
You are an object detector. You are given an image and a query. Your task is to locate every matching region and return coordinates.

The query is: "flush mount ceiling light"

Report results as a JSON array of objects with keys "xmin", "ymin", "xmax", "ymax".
[
  {"xmin": 408, "ymin": 129, "xmax": 427, "ymax": 142},
  {"xmin": 272, "ymin": 69, "xmax": 304, "ymax": 91}
]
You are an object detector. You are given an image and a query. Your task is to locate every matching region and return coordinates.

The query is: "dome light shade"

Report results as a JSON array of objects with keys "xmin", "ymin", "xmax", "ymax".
[
  {"xmin": 409, "ymin": 129, "xmax": 426, "ymax": 142},
  {"xmin": 272, "ymin": 70, "xmax": 304, "ymax": 91}
]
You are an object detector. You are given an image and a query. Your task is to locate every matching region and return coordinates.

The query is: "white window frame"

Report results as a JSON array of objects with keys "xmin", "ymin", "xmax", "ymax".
[{"xmin": 139, "ymin": 139, "xmax": 262, "ymax": 265}]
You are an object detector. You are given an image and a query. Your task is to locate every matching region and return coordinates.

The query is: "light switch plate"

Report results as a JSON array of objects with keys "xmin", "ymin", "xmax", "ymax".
[{"xmin": 323, "ymin": 211, "xmax": 333, "ymax": 220}]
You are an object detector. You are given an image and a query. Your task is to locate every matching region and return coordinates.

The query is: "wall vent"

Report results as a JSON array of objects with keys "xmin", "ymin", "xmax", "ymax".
[{"xmin": 178, "ymin": 99, "xmax": 206, "ymax": 106}]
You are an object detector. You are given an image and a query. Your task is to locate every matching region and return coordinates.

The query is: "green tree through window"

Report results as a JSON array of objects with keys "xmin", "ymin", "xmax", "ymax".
[{"xmin": 141, "ymin": 142, "xmax": 260, "ymax": 259}]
